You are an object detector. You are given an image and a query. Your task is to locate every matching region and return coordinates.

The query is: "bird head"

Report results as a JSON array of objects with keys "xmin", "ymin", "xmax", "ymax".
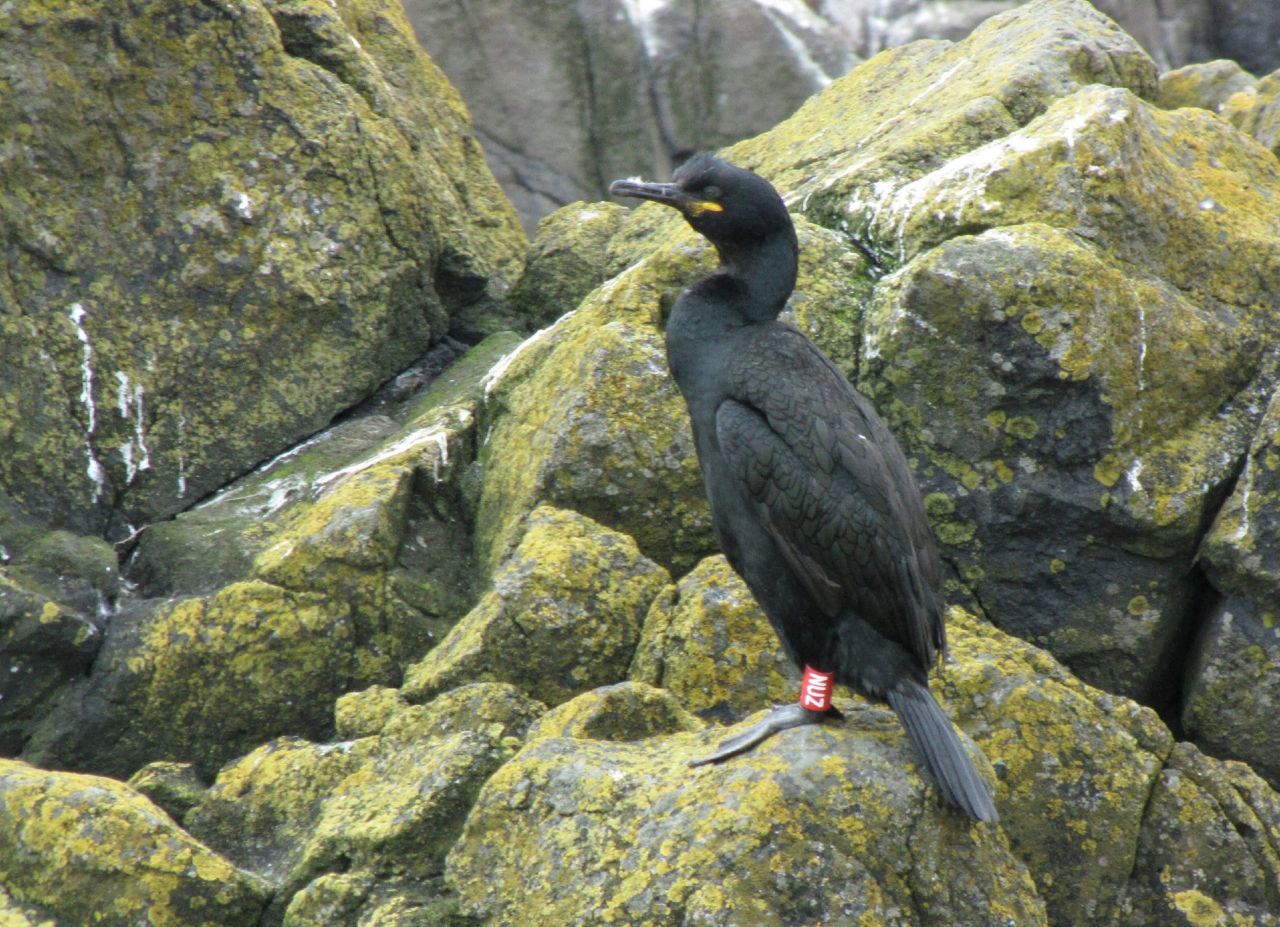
[{"xmin": 609, "ymin": 154, "xmax": 791, "ymax": 247}]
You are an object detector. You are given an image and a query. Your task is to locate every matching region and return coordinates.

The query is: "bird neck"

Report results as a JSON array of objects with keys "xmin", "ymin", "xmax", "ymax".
[{"xmin": 714, "ymin": 227, "xmax": 798, "ymax": 322}]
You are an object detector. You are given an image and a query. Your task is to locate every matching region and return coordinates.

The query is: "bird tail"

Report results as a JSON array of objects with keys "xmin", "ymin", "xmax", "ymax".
[{"xmin": 887, "ymin": 682, "xmax": 998, "ymax": 823}]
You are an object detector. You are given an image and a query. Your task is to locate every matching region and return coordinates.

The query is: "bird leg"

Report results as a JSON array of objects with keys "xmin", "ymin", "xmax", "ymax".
[
  {"xmin": 688, "ymin": 702, "xmax": 826, "ymax": 767},
  {"xmin": 688, "ymin": 666, "xmax": 841, "ymax": 767}
]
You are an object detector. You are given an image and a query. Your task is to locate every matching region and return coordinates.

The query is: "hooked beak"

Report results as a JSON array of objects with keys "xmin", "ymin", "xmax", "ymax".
[{"xmin": 609, "ymin": 178, "xmax": 723, "ymax": 216}]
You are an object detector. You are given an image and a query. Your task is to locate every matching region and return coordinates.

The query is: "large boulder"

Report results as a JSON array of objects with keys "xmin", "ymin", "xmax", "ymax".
[{"xmin": 0, "ymin": 0, "xmax": 524, "ymax": 538}]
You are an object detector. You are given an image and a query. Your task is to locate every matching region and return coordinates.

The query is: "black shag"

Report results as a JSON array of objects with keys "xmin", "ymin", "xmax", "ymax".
[{"xmin": 610, "ymin": 155, "xmax": 997, "ymax": 822}]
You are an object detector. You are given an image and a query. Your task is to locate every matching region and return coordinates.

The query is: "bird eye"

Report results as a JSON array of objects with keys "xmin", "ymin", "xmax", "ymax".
[{"xmin": 703, "ymin": 185, "xmax": 722, "ymax": 200}]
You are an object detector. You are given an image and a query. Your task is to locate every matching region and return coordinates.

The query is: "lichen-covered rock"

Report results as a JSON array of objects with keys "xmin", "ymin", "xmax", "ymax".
[
  {"xmin": 475, "ymin": 246, "xmax": 712, "ymax": 574},
  {"xmin": 0, "ymin": 885, "xmax": 54, "ymax": 927},
  {"xmin": 1154, "ymin": 59, "xmax": 1258, "ymax": 112},
  {"xmin": 126, "ymin": 760, "xmax": 208, "ymax": 823},
  {"xmin": 940, "ymin": 608, "xmax": 1174, "ymax": 927},
  {"xmin": 508, "ymin": 202, "xmax": 632, "ymax": 328},
  {"xmin": 0, "ymin": 758, "xmax": 268, "ymax": 927},
  {"xmin": 403, "ymin": 505, "xmax": 669, "ymax": 706},
  {"xmin": 736, "ymin": 0, "xmax": 1158, "ymax": 216},
  {"xmin": 448, "ymin": 709, "xmax": 1041, "ymax": 926},
  {"xmin": 1189, "ymin": 390, "xmax": 1280, "ymax": 785},
  {"xmin": 1223, "ymin": 67, "xmax": 1280, "ymax": 157},
  {"xmin": 631, "ymin": 555, "xmax": 798, "ymax": 721},
  {"xmin": 334, "ymin": 684, "xmax": 409, "ymax": 740},
  {"xmin": 186, "ymin": 682, "xmax": 535, "ymax": 925},
  {"xmin": 21, "ymin": 334, "xmax": 519, "ymax": 778},
  {"xmin": 525, "ymin": 681, "xmax": 702, "ymax": 744},
  {"xmin": 24, "ymin": 581, "xmax": 362, "ymax": 779},
  {"xmin": 0, "ymin": 0, "xmax": 523, "ymax": 538},
  {"xmin": 1122, "ymin": 743, "xmax": 1280, "ymax": 925},
  {"xmin": 0, "ymin": 506, "xmax": 112, "ymax": 754}
]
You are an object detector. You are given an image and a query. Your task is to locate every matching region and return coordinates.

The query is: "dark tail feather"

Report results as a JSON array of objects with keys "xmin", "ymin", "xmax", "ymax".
[{"xmin": 887, "ymin": 682, "xmax": 998, "ymax": 823}]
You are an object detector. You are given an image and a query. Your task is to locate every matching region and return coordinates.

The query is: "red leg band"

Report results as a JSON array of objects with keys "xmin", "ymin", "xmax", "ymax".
[{"xmin": 800, "ymin": 666, "xmax": 834, "ymax": 712}]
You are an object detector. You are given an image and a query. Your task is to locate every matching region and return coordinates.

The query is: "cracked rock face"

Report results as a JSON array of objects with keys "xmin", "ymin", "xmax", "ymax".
[{"xmin": 0, "ymin": 0, "xmax": 524, "ymax": 540}]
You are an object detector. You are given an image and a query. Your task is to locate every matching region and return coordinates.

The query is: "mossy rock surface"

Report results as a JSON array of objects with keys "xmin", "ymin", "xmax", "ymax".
[
  {"xmin": 186, "ymin": 681, "xmax": 536, "ymax": 925},
  {"xmin": 0, "ymin": 0, "xmax": 523, "ymax": 538},
  {"xmin": 1223, "ymin": 68, "xmax": 1280, "ymax": 157},
  {"xmin": 21, "ymin": 334, "xmax": 520, "ymax": 778},
  {"xmin": 631, "ymin": 555, "xmax": 798, "ymax": 722},
  {"xmin": 1190, "ymin": 390, "xmax": 1280, "ymax": 786},
  {"xmin": 525, "ymin": 681, "xmax": 702, "ymax": 744},
  {"xmin": 474, "ymin": 246, "xmax": 712, "ymax": 575},
  {"xmin": 1123, "ymin": 743, "xmax": 1280, "ymax": 926},
  {"xmin": 448, "ymin": 700, "xmax": 1039, "ymax": 927},
  {"xmin": 1154, "ymin": 59, "xmax": 1258, "ymax": 112},
  {"xmin": 0, "ymin": 758, "xmax": 268, "ymax": 927},
  {"xmin": 403, "ymin": 505, "xmax": 669, "ymax": 707},
  {"xmin": 508, "ymin": 202, "xmax": 632, "ymax": 328}
]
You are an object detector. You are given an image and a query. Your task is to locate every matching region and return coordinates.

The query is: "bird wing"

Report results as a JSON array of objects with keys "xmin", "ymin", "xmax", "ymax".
[{"xmin": 716, "ymin": 326, "xmax": 943, "ymax": 670}]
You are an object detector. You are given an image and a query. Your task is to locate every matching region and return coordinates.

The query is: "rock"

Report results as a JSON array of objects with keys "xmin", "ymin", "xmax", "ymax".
[
  {"xmin": 0, "ymin": 0, "xmax": 523, "ymax": 538},
  {"xmin": 186, "ymin": 682, "xmax": 537, "ymax": 924},
  {"xmin": 0, "ymin": 494, "xmax": 113, "ymax": 753},
  {"xmin": 631, "ymin": 555, "xmax": 799, "ymax": 721},
  {"xmin": 21, "ymin": 333, "xmax": 520, "ymax": 777},
  {"xmin": 126, "ymin": 760, "xmax": 208, "ymax": 822},
  {"xmin": 1190, "ymin": 390, "xmax": 1280, "ymax": 786},
  {"xmin": 1154, "ymin": 58, "xmax": 1258, "ymax": 112},
  {"xmin": 474, "ymin": 243, "xmax": 713, "ymax": 574},
  {"xmin": 402, "ymin": 505, "xmax": 669, "ymax": 706},
  {"xmin": 525, "ymin": 681, "xmax": 702, "ymax": 743},
  {"xmin": 1222, "ymin": 68, "xmax": 1280, "ymax": 157},
  {"xmin": 404, "ymin": 0, "xmax": 855, "ymax": 232},
  {"xmin": 334, "ymin": 685, "xmax": 408, "ymax": 740},
  {"xmin": 1122, "ymin": 742, "xmax": 1280, "ymax": 925},
  {"xmin": 508, "ymin": 202, "xmax": 632, "ymax": 328},
  {"xmin": 941, "ymin": 608, "xmax": 1174, "ymax": 927},
  {"xmin": 0, "ymin": 758, "xmax": 268, "ymax": 927},
  {"xmin": 1210, "ymin": 0, "xmax": 1280, "ymax": 77},
  {"xmin": 448, "ymin": 704, "xmax": 1042, "ymax": 926},
  {"xmin": 820, "ymin": 0, "xmax": 1226, "ymax": 73},
  {"xmin": 24, "ymin": 581, "xmax": 363, "ymax": 779}
]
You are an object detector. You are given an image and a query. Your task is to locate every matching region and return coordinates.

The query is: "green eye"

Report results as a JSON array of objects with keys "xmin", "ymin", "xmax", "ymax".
[{"xmin": 703, "ymin": 185, "xmax": 722, "ymax": 200}]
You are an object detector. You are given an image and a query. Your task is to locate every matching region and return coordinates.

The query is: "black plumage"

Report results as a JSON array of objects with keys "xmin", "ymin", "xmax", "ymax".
[{"xmin": 610, "ymin": 154, "xmax": 997, "ymax": 822}]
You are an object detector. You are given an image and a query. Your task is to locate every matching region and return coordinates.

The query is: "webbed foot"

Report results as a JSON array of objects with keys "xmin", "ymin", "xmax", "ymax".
[{"xmin": 688, "ymin": 703, "xmax": 827, "ymax": 767}]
